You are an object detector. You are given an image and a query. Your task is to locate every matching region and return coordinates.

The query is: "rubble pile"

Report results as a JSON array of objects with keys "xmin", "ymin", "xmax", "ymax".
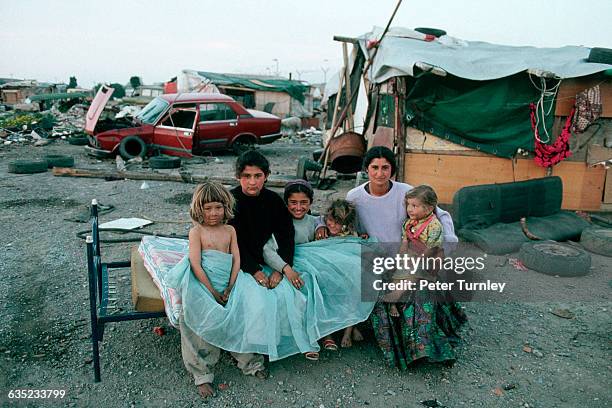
[
  {"xmin": 282, "ymin": 126, "xmax": 323, "ymax": 146},
  {"xmin": 0, "ymin": 103, "xmax": 102, "ymax": 147},
  {"xmin": 0, "ymin": 111, "xmax": 57, "ymax": 146},
  {"xmin": 49, "ymin": 104, "xmax": 87, "ymax": 137}
]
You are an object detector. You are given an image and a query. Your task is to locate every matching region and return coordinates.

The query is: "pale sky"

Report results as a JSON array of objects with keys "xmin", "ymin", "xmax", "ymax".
[{"xmin": 1, "ymin": 0, "xmax": 611, "ymax": 87}]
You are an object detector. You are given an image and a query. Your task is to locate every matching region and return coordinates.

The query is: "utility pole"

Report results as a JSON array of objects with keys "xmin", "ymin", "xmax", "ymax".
[
  {"xmin": 321, "ymin": 59, "xmax": 329, "ymax": 83},
  {"xmin": 272, "ymin": 59, "xmax": 280, "ymax": 77}
]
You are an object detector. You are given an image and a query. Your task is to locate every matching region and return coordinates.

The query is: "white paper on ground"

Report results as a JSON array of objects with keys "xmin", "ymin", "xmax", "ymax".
[{"xmin": 99, "ymin": 217, "xmax": 153, "ymax": 230}]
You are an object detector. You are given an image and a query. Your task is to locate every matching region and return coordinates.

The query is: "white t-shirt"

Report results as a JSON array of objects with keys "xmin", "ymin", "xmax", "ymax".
[{"xmin": 346, "ymin": 181, "xmax": 458, "ymax": 246}]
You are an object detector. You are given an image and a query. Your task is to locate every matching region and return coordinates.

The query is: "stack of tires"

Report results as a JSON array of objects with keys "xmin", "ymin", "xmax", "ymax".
[{"xmin": 8, "ymin": 154, "xmax": 75, "ymax": 174}]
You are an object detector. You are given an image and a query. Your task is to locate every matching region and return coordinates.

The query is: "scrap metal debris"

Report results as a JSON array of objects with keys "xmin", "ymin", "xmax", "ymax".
[{"xmin": 0, "ymin": 100, "xmax": 141, "ymax": 147}]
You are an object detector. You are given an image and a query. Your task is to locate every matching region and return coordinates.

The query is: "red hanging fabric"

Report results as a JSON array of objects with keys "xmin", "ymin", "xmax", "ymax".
[{"xmin": 530, "ymin": 103, "xmax": 575, "ymax": 167}]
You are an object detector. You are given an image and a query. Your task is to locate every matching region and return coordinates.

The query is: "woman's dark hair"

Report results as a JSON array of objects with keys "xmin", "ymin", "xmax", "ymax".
[
  {"xmin": 283, "ymin": 180, "xmax": 314, "ymax": 203},
  {"xmin": 405, "ymin": 185, "xmax": 438, "ymax": 209},
  {"xmin": 235, "ymin": 150, "xmax": 270, "ymax": 177},
  {"xmin": 362, "ymin": 146, "xmax": 396, "ymax": 176}
]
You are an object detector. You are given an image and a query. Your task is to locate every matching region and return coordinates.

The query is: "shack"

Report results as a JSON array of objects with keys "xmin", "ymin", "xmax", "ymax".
[
  {"xmin": 331, "ymin": 27, "xmax": 612, "ymax": 210},
  {"xmin": 178, "ymin": 69, "xmax": 313, "ymax": 118},
  {"xmin": 26, "ymin": 92, "xmax": 89, "ymax": 111},
  {"xmin": 0, "ymin": 80, "xmax": 56, "ymax": 105}
]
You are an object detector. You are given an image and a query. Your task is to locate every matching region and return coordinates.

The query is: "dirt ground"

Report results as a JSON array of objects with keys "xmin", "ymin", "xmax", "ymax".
[{"xmin": 0, "ymin": 139, "xmax": 610, "ymax": 408}]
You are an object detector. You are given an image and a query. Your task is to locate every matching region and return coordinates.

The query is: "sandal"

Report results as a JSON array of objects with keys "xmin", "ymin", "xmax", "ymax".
[
  {"xmin": 254, "ymin": 368, "xmax": 269, "ymax": 379},
  {"xmin": 304, "ymin": 352, "xmax": 319, "ymax": 361},
  {"xmin": 323, "ymin": 339, "xmax": 338, "ymax": 351}
]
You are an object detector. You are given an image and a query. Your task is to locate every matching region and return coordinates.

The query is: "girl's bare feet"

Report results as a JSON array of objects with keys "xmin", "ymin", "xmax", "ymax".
[
  {"xmin": 197, "ymin": 383, "xmax": 214, "ymax": 398},
  {"xmin": 341, "ymin": 327, "xmax": 353, "ymax": 348},
  {"xmin": 352, "ymin": 327, "xmax": 364, "ymax": 342},
  {"xmin": 389, "ymin": 304, "xmax": 400, "ymax": 317}
]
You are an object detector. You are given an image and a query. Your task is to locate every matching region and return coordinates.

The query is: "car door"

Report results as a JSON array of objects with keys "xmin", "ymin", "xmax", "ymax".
[
  {"xmin": 195, "ymin": 102, "xmax": 239, "ymax": 151},
  {"xmin": 153, "ymin": 104, "xmax": 198, "ymax": 157}
]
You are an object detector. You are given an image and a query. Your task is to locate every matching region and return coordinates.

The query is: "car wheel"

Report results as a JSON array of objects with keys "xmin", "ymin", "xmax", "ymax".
[
  {"xmin": 580, "ymin": 226, "xmax": 612, "ymax": 257},
  {"xmin": 149, "ymin": 155, "xmax": 182, "ymax": 169},
  {"xmin": 232, "ymin": 138, "xmax": 255, "ymax": 155},
  {"xmin": 518, "ymin": 240, "xmax": 591, "ymax": 277},
  {"xmin": 118, "ymin": 136, "xmax": 147, "ymax": 160},
  {"xmin": 8, "ymin": 159, "xmax": 49, "ymax": 174},
  {"xmin": 67, "ymin": 135, "xmax": 89, "ymax": 146},
  {"xmin": 44, "ymin": 154, "xmax": 75, "ymax": 168}
]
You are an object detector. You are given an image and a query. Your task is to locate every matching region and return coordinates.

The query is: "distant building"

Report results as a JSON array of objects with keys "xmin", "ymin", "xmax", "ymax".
[
  {"xmin": 178, "ymin": 69, "xmax": 315, "ymax": 118},
  {"xmin": 0, "ymin": 80, "xmax": 56, "ymax": 105}
]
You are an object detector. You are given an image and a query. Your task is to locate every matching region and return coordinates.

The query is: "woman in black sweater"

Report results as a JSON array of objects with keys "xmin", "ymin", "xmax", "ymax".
[{"xmin": 229, "ymin": 150, "xmax": 297, "ymax": 288}]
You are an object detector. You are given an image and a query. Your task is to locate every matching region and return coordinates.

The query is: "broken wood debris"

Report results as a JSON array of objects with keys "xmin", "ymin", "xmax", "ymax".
[{"xmin": 51, "ymin": 167, "xmax": 290, "ymax": 187}]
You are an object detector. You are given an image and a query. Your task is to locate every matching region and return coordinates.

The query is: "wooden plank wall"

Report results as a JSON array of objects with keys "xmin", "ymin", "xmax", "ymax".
[
  {"xmin": 403, "ymin": 153, "xmax": 606, "ymax": 210},
  {"xmin": 605, "ymin": 169, "xmax": 612, "ymax": 204},
  {"xmin": 555, "ymin": 76, "xmax": 612, "ymax": 117}
]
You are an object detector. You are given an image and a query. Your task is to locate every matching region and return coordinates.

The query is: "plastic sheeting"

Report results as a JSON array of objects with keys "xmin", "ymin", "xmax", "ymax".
[{"xmin": 358, "ymin": 26, "xmax": 612, "ymax": 83}]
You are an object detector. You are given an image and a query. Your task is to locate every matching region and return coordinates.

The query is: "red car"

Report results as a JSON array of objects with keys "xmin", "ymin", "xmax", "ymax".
[{"xmin": 84, "ymin": 85, "xmax": 282, "ymax": 158}]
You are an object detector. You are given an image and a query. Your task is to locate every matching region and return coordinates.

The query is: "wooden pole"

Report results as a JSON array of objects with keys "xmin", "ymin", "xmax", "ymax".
[
  {"xmin": 362, "ymin": 0, "xmax": 402, "ymax": 78},
  {"xmin": 342, "ymin": 42, "xmax": 354, "ymax": 132},
  {"xmin": 318, "ymin": 0, "xmax": 403, "ymax": 176},
  {"xmin": 51, "ymin": 167, "xmax": 289, "ymax": 188},
  {"xmin": 395, "ymin": 77, "xmax": 406, "ymax": 181},
  {"xmin": 333, "ymin": 36, "xmax": 359, "ymax": 44},
  {"xmin": 328, "ymin": 58, "xmax": 345, "ymax": 142},
  {"xmin": 319, "ymin": 44, "xmax": 347, "ymax": 178}
]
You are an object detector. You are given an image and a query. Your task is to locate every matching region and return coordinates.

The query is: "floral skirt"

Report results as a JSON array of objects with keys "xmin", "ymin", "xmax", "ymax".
[{"xmin": 370, "ymin": 290, "xmax": 467, "ymax": 370}]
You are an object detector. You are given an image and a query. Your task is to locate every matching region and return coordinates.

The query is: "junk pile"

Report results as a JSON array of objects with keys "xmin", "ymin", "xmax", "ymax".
[
  {"xmin": 0, "ymin": 111, "xmax": 57, "ymax": 146},
  {"xmin": 281, "ymin": 118, "xmax": 323, "ymax": 146},
  {"xmin": 0, "ymin": 100, "xmax": 141, "ymax": 147}
]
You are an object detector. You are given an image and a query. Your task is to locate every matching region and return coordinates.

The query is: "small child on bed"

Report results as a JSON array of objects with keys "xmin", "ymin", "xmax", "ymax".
[
  {"xmin": 188, "ymin": 181, "xmax": 240, "ymax": 305},
  {"xmin": 183, "ymin": 181, "xmax": 267, "ymax": 399}
]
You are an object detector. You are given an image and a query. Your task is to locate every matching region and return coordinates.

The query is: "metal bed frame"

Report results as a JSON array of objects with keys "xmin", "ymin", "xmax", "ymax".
[{"xmin": 85, "ymin": 199, "xmax": 165, "ymax": 382}]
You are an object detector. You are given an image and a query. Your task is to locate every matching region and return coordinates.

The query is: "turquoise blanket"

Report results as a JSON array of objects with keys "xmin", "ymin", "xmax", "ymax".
[{"xmin": 166, "ymin": 237, "xmax": 375, "ymax": 361}]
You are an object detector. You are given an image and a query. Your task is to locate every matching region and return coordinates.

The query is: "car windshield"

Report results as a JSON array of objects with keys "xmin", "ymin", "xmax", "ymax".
[{"xmin": 135, "ymin": 97, "xmax": 170, "ymax": 125}]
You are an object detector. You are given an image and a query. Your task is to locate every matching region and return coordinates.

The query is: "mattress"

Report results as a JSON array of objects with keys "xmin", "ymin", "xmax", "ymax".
[{"xmin": 138, "ymin": 236, "xmax": 189, "ymax": 326}]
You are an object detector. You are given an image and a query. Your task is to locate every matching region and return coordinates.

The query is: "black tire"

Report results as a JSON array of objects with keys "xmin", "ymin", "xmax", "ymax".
[
  {"xmin": 118, "ymin": 136, "xmax": 147, "ymax": 160},
  {"xmin": 67, "ymin": 136, "xmax": 89, "ymax": 146},
  {"xmin": 149, "ymin": 155, "xmax": 181, "ymax": 169},
  {"xmin": 580, "ymin": 226, "xmax": 612, "ymax": 257},
  {"xmin": 232, "ymin": 137, "xmax": 255, "ymax": 155},
  {"xmin": 414, "ymin": 27, "xmax": 447, "ymax": 38},
  {"xmin": 587, "ymin": 47, "xmax": 612, "ymax": 64},
  {"xmin": 8, "ymin": 159, "xmax": 48, "ymax": 174},
  {"xmin": 312, "ymin": 148, "xmax": 324, "ymax": 162},
  {"xmin": 518, "ymin": 240, "xmax": 591, "ymax": 277},
  {"xmin": 44, "ymin": 154, "xmax": 74, "ymax": 168}
]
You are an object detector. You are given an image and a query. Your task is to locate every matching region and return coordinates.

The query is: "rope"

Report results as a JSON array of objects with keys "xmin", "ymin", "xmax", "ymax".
[{"xmin": 528, "ymin": 73, "xmax": 562, "ymax": 143}]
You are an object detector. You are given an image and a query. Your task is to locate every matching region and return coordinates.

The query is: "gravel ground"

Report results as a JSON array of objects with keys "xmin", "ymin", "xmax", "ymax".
[{"xmin": 0, "ymin": 140, "xmax": 610, "ymax": 408}]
